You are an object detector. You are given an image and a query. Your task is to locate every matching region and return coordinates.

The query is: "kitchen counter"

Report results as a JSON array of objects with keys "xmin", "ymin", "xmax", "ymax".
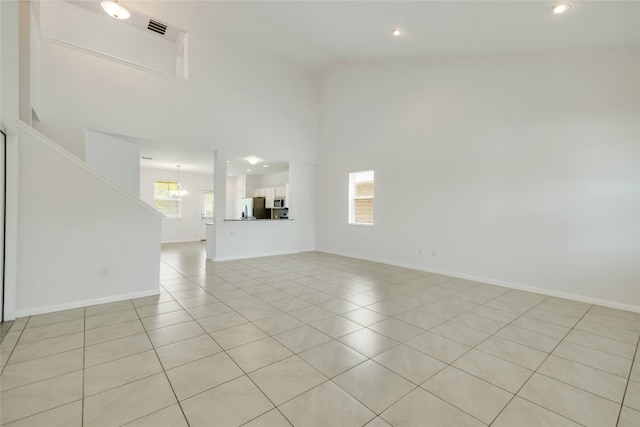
[{"xmin": 224, "ymin": 218, "xmax": 293, "ymax": 221}]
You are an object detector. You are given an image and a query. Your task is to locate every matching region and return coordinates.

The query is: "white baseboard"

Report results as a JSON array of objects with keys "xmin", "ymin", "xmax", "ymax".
[
  {"xmin": 317, "ymin": 249, "xmax": 640, "ymax": 314},
  {"xmin": 14, "ymin": 288, "xmax": 161, "ymax": 318}
]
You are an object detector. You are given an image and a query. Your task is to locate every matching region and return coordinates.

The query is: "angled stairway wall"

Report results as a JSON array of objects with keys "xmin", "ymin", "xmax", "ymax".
[{"xmin": 15, "ymin": 121, "xmax": 163, "ymax": 317}]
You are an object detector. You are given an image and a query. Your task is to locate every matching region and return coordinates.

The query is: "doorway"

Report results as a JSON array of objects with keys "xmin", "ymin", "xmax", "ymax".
[
  {"xmin": 201, "ymin": 190, "xmax": 214, "ymax": 240},
  {"xmin": 1, "ymin": 129, "xmax": 6, "ymax": 324}
]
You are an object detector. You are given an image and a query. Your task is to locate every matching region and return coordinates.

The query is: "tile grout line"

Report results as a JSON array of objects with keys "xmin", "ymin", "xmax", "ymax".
[
  {"xmin": 81, "ymin": 307, "xmax": 86, "ymax": 427},
  {"xmin": 205, "ymin": 260, "xmax": 546, "ymax": 426},
  {"xmin": 615, "ymin": 334, "xmax": 640, "ymax": 426},
  {"xmin": 152, "ymin": 250, "xmax": 640, "ymax": 427},
  {"xmin": 253, "ymin": 279, "xmax": 515, "ymax": 426},
  {"xmin": 207, "ymin": 310, "xmax": 299, "ymax": 426},
  {"xmin": 156, "ymin": 273, "xmax": 282, "ymax": 426},
  {"xmin": 0, "ymin": 316, "xmax": 30, "ymax": 376},
  {"xmin": 0, "ymin": 318, "xmax": 88, "ymax": 426},
  {"xmin": 543, "ymin": 342, "xmax": 636, "ymax": 380},
  {"xmin": 395, "ymin": 291, "xmax": 556, "ymax": 426},
  {"xmin": 131, "ymin": 278, "xmax": 194, "ymax": 427},
  {"xmin": 6, "ymin": 244, "xmax": 639, "ymax": 427},
  {"xmin": 172, "ymin": 261, "xmax": 398, "ymax": 426},
  {"xmin": 468, "ymin": 302, "xmax": 639, "ymax": 373},
  {"xmin": 487, "ymin": 303, "xmax": 600, "ymax": 426}
]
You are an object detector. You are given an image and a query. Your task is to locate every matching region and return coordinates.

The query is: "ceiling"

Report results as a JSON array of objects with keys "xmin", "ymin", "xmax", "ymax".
[
  {"xmin": 226, "ymin": 155, "xmax": 289, "ymax": 178},
  {"xmin": 126, "ymin": 134, "xmax": 287, "ymax": 176},
  {"xmin": 111, "ymin": 133, "xmax": 215, "ymax": 174},
  {"xmin": 170, "ymin": 0, "xmax": 640, "ymax": 70},
  {"xmin": 69, "ymin": 0, "xmax": 184, "ymax": 42},
  {"xmin": 96, "ymin": 0, "xmax": 639, "ymax": 172},
  {"xmin": 138, "ymin": 147, "xmax": 214, "ymax": 175}
]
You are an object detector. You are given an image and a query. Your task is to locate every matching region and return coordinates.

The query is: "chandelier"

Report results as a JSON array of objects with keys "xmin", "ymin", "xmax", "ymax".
[{"xmin": 170, "ymin": 165, "xmax": 188, "ymax": 198}]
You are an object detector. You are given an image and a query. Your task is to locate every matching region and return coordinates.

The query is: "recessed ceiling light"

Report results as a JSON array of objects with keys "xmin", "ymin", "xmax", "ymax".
[
  {"xmin": 246, "ymin": 169, "xmax": 252, "ymax": 172},
  {"xmin": 248, "ymin": 157, "xmax": 258, "ymax": 165},
  {"xmin": 392, "ymin": 28, "xmax": 402, "ymax": 37},
  {"xmin": 552, "ymin": 4, "xmax": 571, "ymax": 14},
  {"xmin": 226, "ymin": 160, "xmax": 230, "ymax": 163},
  {"xmin": 263, "ymin": 165, "xmax": 269, "ymax": 168}
]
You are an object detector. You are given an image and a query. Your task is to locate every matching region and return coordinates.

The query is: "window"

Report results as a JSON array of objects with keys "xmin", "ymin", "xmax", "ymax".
[
  {"xmin": 154, "ymin": 181, "xmax": 181, "ymax": 219},
  {"xmin": 349, "ymin": 170, "xmax": 374, "ymax": 225}
]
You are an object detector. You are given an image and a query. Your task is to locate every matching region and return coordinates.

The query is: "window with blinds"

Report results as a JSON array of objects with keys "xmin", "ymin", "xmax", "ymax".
[
  {"xmin": 349, "ymin": 170, "xmax": 374, "ymax": 225},
  {"xmin": 154, "ymin": 181, "xmax": 181, "ymax": 219}
]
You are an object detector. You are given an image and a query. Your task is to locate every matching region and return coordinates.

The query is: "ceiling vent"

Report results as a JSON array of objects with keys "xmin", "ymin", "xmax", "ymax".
[{"xmin": 147, "ymin": 19, "xmax": 167, "ymax": 36}]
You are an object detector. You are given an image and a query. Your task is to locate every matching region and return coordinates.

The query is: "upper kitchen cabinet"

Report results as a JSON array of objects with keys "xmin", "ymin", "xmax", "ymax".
[{"xmin": 265, "ymin": 187, "xmax": 276, "ymax": 209}]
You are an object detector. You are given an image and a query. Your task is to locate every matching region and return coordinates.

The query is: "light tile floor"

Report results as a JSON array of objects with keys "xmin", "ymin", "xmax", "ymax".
[{"xmin": 1, "ymin": 242, "xmax": 639, "ymax": 426}]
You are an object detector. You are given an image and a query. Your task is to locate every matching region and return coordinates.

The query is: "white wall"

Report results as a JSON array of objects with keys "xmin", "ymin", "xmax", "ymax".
[
  {"xmin": 242, "ymin": 171, "xmax": 289, "ymax": 198},
  {"xmin": 16, "ymin": 124, "xmax": 162, "ymax": 317},
  {"xmin": 317, "ymin": 50, "xmax": 640, "ymax": 310},
  {"xmin": 226, "ymin": 175, "xmax": 245, "ymax": 220},
  {"xmin": 140, "ymin": 166, "xmax": 213, "ymax": 243},
  {"xmin": 244, "ymin": 175, "xmax": 261, "ymax": 200},
  {"xmin": 39, "ymin": 1, "xmax": 179, "ymax": 75},
  {"xmin": 86, "ymin": 130, "xmax": 140, "ymax": 196},
  {"xmin": 29, "ymin": 1, "xmax": 320, "ymax": 264},
  {"xmin": 1, "ymin": 0, "xmax": 22, "ymax": 321},
  {"xmin": 30, "ymin": 3, "xmax": 320, "ymax": 164},
  {"xmin": 261, "ymin": 171, "xmax": 289, "ymax": 188}
]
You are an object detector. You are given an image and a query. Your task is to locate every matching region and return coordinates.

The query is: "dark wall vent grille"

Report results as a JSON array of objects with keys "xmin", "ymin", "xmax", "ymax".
[{"xmin": 148, "ymin": 19, "xmax": 167, "ymax": 36}]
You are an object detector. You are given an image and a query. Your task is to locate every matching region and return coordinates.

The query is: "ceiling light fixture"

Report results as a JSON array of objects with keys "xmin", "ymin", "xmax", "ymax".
[
  {"xmin": 169, "ymin": 165, "xmax": 188, "ymax": 198},
  {"xmin": 392, "ymin": 29, "xmax": 402, "ymax": 37},
  {"xmin": 248, "ymin": 157, "xmax": 258, "ymax": 165},
  {"xmin": 263, "ymin": 165, "xmax": 269, "ymax": 168},
  {"xmin": 101, "ymin": 0, "xmax": 130, "ymax": 19},
  {"xmin": 552, "ymin": 4, "xmax": 571, "ymax": 14}
]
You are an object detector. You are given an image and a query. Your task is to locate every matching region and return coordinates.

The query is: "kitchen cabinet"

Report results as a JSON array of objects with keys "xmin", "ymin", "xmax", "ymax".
[
  {"xmin": 265, "ymin": 187, "xmax": 276, "ymax": 209},
  {"xmin": 285, "ymin": 183, "xmax": 290, "ymax": 208},
  {"xmin": 253, "ymin": 185, "xmax": 287, "ymax": 209}
]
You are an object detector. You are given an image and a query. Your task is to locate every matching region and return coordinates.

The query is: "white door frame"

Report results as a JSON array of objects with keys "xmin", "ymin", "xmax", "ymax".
[{"xmin": 200, "ymin": 190, "xmax": 214, "ymax": 240}]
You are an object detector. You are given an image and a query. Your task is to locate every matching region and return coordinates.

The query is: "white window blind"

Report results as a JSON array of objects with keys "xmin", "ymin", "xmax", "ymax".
[{"xmin": 349, "ymin": 170, "xmax": 374, "ymax": 225}]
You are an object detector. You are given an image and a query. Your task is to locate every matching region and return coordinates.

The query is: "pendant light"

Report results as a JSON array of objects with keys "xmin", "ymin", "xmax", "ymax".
[
  {"xmin": 170, "ymin": 165, "xmax": 188, "ymax": 198},
  {"xmin": 101, "ymin": 0, "xmax": 130, "ymax": 20}
]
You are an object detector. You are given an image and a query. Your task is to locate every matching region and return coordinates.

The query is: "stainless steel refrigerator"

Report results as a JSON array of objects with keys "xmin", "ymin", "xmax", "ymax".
[{"xmin": 242, "ymin": 197, "xmax": 268, "ymax": 219}]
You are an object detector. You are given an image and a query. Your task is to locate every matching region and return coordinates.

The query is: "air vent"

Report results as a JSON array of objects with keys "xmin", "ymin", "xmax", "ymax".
[
  {"xmin": 147, "ymin": 19, "xmax": 167, "ymax": 36},
  {"xmin": 141, "ymin": 156, "xmax": 153, "ymax": 160}
]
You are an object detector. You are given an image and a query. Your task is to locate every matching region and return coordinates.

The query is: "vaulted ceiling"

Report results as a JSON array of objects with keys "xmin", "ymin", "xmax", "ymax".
[
  {"xmin": 157, "ymin": 0, "xmax": 639, "ymax": 70},
  {"xmin": 39, "ymin": 1, "xmax": 640, "ymax": 173}
]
